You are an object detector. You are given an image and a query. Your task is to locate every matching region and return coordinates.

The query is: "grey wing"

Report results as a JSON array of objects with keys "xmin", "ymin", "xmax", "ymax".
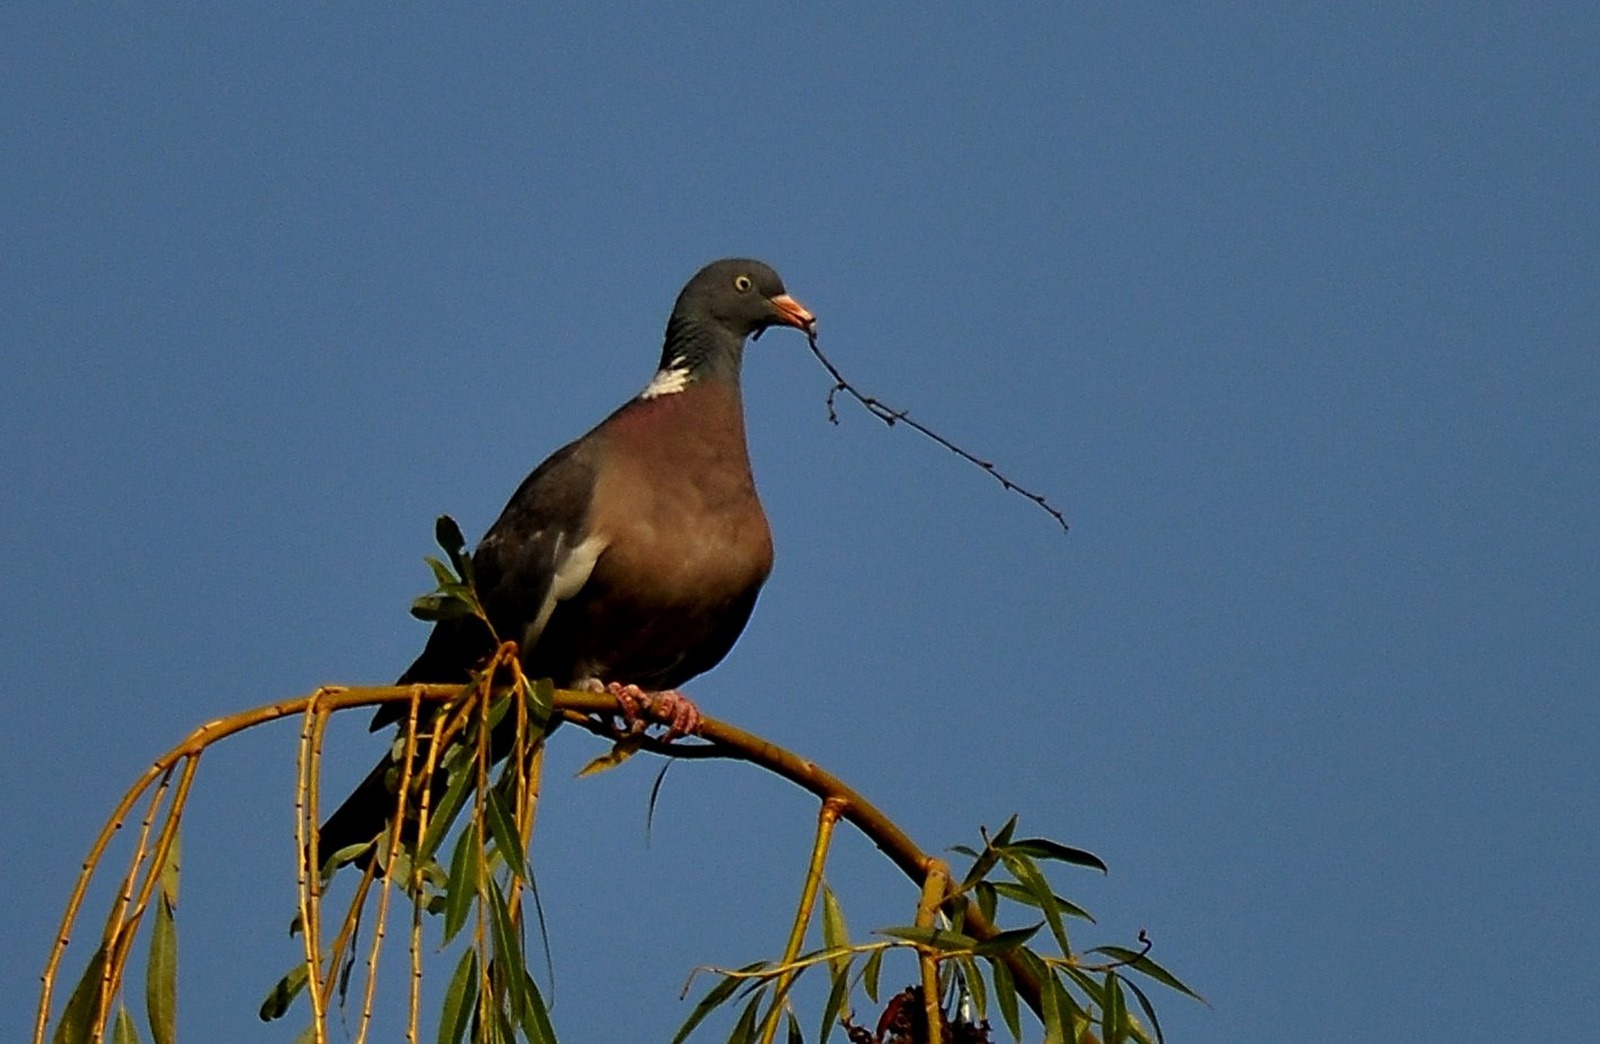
[{"xmin": 374, "ymin": 438, "xmax": 605, "ymax": 726}]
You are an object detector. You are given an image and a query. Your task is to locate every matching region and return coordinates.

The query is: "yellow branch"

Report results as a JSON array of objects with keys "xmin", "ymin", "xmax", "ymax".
[
  {"xmin": 38, "ymin": 679, "xmax": 1053, "ymax": 1043},
  {"xmin": 294, "ymin": 693, "xmax": 329, "ymax": 1044},
  {"xmin": 355, "ymin": 685, "xmax": 422, "ymax": 1044},
  {"xmin": 758, "ymin": 797, "xmax": 845, "ymax": 1044},
  {"xmin": 915, "ymin": 862, "xmax": 951, "ymax": 1044}
]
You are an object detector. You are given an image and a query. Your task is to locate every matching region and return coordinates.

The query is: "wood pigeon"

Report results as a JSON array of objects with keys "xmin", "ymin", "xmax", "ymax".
[{"xmin": 317, "ymin": 258, "xmax": 815, "ymax": 858}]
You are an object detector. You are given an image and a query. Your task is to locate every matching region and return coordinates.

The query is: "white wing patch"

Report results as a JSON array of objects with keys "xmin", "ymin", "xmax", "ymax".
[{"xmin": 521, "ymin": 531, "xmax": 608, "ymax": 650}]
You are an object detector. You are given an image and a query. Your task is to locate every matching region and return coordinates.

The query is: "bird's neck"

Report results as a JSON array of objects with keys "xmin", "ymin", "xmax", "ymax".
[{"xmin": 641, "ymin": 315, "xmax": 745, "ymax": 400}]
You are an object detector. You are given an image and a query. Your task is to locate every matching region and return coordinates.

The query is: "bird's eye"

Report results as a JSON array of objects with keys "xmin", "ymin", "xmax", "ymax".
[{"xmin": 733, "ymin": 274, "xmax": 753, "ymax": 293}]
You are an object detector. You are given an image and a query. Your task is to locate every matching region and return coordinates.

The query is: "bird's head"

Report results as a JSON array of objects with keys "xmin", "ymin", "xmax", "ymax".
[{"xmin": 676, "ymin": 258, "xmax": 816, "ymax": 342}]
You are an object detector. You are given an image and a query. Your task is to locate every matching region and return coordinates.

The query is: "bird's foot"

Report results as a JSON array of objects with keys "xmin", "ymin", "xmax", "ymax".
[{"xmin": 606, "ymin": 682, "xmax": 702, "ymax": 739}]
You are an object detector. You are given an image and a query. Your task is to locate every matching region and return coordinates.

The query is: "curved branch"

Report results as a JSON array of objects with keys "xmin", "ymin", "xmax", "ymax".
[
  {"xmin": 38, "ymin": 682, "xmax": 1047, "ymax": 1043},
  {"xmin": 554, "ymin": 699, "xmax": 1047, "ymax": 1016}
]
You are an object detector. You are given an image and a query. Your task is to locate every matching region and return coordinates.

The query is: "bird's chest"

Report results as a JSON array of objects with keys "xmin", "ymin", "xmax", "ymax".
[{"xmin": 587, "ymin": 392, "xmax": 773, "ymax": 612}]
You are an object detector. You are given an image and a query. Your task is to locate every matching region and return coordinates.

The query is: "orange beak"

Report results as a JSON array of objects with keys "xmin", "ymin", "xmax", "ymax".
[{"xmin": 769, "ymin": 293, "xmax": 816, "ymax": 335}]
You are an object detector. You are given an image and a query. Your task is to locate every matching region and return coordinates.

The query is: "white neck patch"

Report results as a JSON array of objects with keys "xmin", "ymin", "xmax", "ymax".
[{"xmin": 640, "ymin": 359, "xmax": 692, "ymax": 399}]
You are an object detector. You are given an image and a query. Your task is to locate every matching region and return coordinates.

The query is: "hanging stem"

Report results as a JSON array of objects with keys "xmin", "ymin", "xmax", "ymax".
[
  {"xmin": 916, "ymin": 862, "xmax": 952, "ymax": 1044},
  {"xmin": 408, "ymin": 685, "xmax": 452, "ymax": 1044},
  {"xmin": 294, "ymin": 692, "xmax": 330, "ymax": 1044},
  {"xmin": 91, "ymin": 764, "xmax": 177, "ymax": 1042},
  {"xmin": 354, "ymin": 685, "xmax": 423, "ymax": 1044},
  {"xmin": 473, "ymin": 664, "xmax": 494, "ymax": 1036},
  {"xmin": 100, "ymin": 756, "xmax": 198, "ymax": 1043},
  {"xmin": 758, "ymin": 797, "xmax": 847, "ymax": 1044},
  {"xmin": 41, "ymin": 678, "xmax": 1068, "ymax": 1043}
]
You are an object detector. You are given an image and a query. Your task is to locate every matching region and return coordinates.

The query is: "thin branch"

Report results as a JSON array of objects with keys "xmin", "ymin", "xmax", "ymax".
[
  {"xmin": 39, "ymin": 681, "xmax": 1053, "ymax": 1040},
  {"xmin": 686, "ymin": 943, "xmax": 888, "ymax": 992},
  {"xmin": 92, "ymin": 764, "xmax": 175, "ymax": 1040},
  {"xmin": 35, "ymin": 757, "xmax": 176, "ymax": 1044},
  {"xmin": 354, "ymin": 685, "xmax": 422, "ymax": 1044},
  {"xmin": 101, "ymin": 756, "xmax": 198, "ymax": 1041},
  {"xmin": 473, "ymin": 663, "xmax": 493, "ymax": 1038},
  {"xmin": 554, "ymin": 698, "xmax": 1049, "ymax": 1017},
  {"xmin": 758, "ymin": 797, "xmax": 845, "ymax": 1044},
  {"xmin": 915, "ymin": 862, "xmax": 950, "ymax": 1044},
  {"xmin": 294, "ymin": 693, "xmax": 329, "ymax": 1044},
  {"xmin": 804, "ymin": 331, "xmax": 1069, "ymax": 533},
  {"xmin": 408, "ymin": 684, "xmax": 452, "ymax": 1044}
]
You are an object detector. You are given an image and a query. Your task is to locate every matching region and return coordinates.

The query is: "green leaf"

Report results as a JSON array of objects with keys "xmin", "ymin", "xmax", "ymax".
[
  {"xmin": 989, "ymin": 814, "xmax": 1019, "ymax": 848},
  {"xmin": 1039, "ymin": 963, "xmax": 1066, "ymax": 1044},
  {"xmin": 990, "ymin": 881, "xmax": 1095, "ymax": 922},
  {"xmin": 419, "ymin": 759, "xmax": 477, "ymax": 861},
  {"xmin": 483, "ymin": 787, "xmax": 530, "ymax": 884},
  {"xmin": 437, "ymin": 947, "xmax": 478, "ymax": 1044},
  {"xmin": 975, "ymin": 881, "xmax": 998, "ymax": 924},
  {"xmin": 1103, "ymin": 972, "xmax": 1127, "ymax": 1044},
  {"xmin": 818, "ymin": 955, "xmax": 851, "ymax": 1044},
  {"xmin": 322, "ymin": 841, "xmax": 375, "ymax": 879},
  {"xmin": 486, "ymin": 883, "xmax": 529, "ymax": 1017},
  {"xmin": 258, "ymin": 962, "xmax": 309, "ymax": 1022},
  {"xmin": 786, "ymin": 1010, "xmax": 804, "ymax": 1044},
  {"xmin": 523, "ymin": 866, "xmax": 557, "ymax": 1001},
  {"xmin": 821, "ymin": 885, "xmax": 849, "ymax": 962},
  {"xmin": 434, "ymin": 515, "xmax": 478, "ymax": 591},
  {"xmin": 671, "ymin": 967, "xmax": 755, "ymax": 1044},
  {"xmin": 960, "ymin": 837, "xmax": 1004, "ymax": 892},
  {"xmin": 518, "ymin": 970, "xmax": 557, "ymax": 1044},
  {"xmin": 435, "ymin": 514, "xmax": 468, "ymax": 562},
  {"xmin": 425, "ymin": 555, "xmax": 459, "ymax": 588},
  {"xmin": 525, "ymin": 676, "xmax": 555, "ymax": 728},
  {"xmin": 1007, "ymin": 838, "xmax": 1108, "ymax": 874},
  {"xmin": 442, "ymin": 822, "xmax": 480, "ymax": 945},
  {"xmin": 999, "ymin": 851, "xmax": 1071, "ymax": 956},
  {"xmin": 972, "ymin": 921, "xmax": 1043, "ymax": 956},
  {"xmin": 156, "ymin": 832, "xmax": 181, "ymax": 904},
  {"xmin": 380, "ymin": 848, "xmax": 415, "ymax": 892},
  {"xmin": 1052, "ymin": 974, "xmax": 1086, "ymax": 1042},
  {"xmin": 946, "ymin": 897, "xmax": 967, "ymax": 935},
  {"xmin": 728, "ymin": 992, "xmax": 763, "ymax": 1044},
  {"xmin": 576, "ymin": 735, "xmax": 643, "ymax": 777},
  {"xmin": 876, "ymin": 925, "xmax": 979, "ymax": 951},
  {"xmin": 145, "ymin": 891, "xmax": 177, "ymax": 1044},
  {"xmin": 53, "ymin": 943, "xmax": 108, "ymax": 1044},
  {"xmin": 1060, "ymin": 965, "xmax": 1103, "ymax": 1008},
  {"xmin": 985, "ymin": 956, "xmax": 1021, "ymax": 1041},
  {"xmin": 492, "ymin": 688, "xmax": 517, "ymax": 728},
  {"xmin": 1123, "ymin": 976, "xmax": 1167, "ymax": 1044},
  {"xmin": 1088, "ymin": 948, "xmax": 1205, "ymax": 1003},
  {"xmin": 861, "ymin": 948, "xmax": 883, "ymax": 1004},
  {"xmin": 411, "ymin": 593, "xmax": 475, "ymax": 622},
  {"xmin": 492, "ymin": 1002, "xmax": 518, "ymax": 1044},
  {"xmin": 112, "ymin": 1006, "xmax": 141, "ymax": 1044},
  {"xmin": 948, "ymin": 844, "xmax": 980, "ymax": 858}
]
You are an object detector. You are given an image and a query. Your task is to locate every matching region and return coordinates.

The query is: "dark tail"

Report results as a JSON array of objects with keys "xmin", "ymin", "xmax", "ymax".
[{"xmin": 315, "ymin": 754, "xmax": 397, "ymax": 864}]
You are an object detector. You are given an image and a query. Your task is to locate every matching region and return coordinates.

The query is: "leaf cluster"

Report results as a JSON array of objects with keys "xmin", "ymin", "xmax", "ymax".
[
  {"xmin": 674, "ymin": 815, "xmax": 1200, "ymax": 1044},
  {"xmin": 262, "ymin": 518, "xmax": 559, "ymax": 1043}
]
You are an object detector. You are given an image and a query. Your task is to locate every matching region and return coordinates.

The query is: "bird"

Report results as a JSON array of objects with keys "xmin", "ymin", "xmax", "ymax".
[{"xmin": 316, "ymin": 258, "xmax": 816, "ymax": 859}]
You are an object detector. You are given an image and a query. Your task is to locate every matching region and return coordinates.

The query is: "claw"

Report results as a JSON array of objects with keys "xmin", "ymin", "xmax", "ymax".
[{"xmin": 603, "ymin": 682, "xmax": 702, "ymax": 739}]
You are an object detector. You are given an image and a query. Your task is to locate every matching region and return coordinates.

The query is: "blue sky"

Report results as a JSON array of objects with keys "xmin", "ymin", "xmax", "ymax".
[{"xmin": 4, "ymin": 4, "xmax": 1597, "ymax": 1041}]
